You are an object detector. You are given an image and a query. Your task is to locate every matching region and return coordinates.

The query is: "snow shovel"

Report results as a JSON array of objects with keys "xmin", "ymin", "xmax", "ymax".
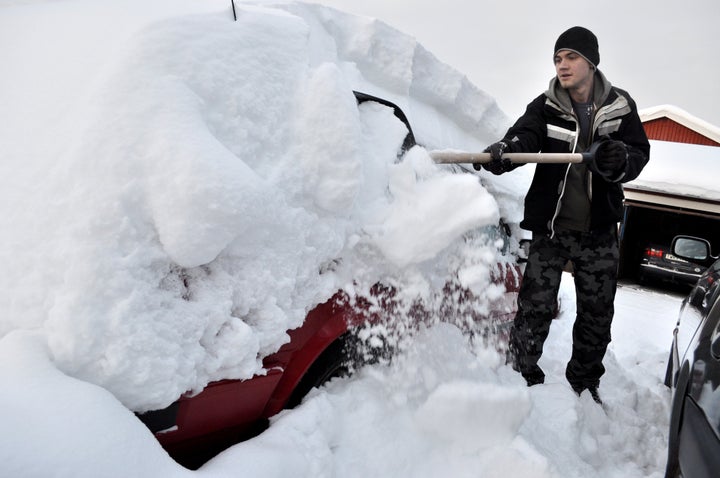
[{"xmin": 428, "ymin": 150, "xmax": 594, "ymax": 165}]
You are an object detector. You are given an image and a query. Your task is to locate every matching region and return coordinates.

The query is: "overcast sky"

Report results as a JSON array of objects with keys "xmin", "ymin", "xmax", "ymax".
[{"xmin": 308, "ymin": 0, "xmax": 720, "ymax": 129}]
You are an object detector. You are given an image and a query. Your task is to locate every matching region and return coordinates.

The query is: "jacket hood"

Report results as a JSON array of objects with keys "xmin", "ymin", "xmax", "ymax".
[{"xmin": 545, "ymin": 70, "xmax": 613, "ymax": 113}]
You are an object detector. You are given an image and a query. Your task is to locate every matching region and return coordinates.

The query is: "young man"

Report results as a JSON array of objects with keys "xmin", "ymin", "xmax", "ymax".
[{"xmin": 477, "ymin": 26, "xmax": 650, "ymax": 403}]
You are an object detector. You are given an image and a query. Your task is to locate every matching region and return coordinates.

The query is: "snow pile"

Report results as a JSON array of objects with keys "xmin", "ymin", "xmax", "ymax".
[
  {"xmin": 628, "ymin": 139, "xmax": 720, "ymax": 201},
  {"xmin": 2, "ymin": 279, "xmax": 676, "ymax": 478},
  {"xmin": 201, "ymin": 279, "xmax": 675, "ymax": 478},
  {"xmin": 0, "ymin": 0, "xmax": 516, "ymax": 413},
  {"xmin": 0, "ymin": 330, "xmax": 187, "ymax": 478}
]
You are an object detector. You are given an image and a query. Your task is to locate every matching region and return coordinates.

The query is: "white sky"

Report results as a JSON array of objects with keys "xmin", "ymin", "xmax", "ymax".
[{"xmin": 307, "ymin": 0, "xmax": 720, "ymax": 128}]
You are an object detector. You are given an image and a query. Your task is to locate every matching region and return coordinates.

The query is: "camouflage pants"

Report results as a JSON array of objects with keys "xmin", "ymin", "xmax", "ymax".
[{"xmin": 508, "ymin": 227, "xmax": 619, "ymax": 388}]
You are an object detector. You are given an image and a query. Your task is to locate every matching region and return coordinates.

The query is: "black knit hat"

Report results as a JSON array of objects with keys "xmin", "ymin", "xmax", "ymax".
[{"xmin": 554, "ymin": 26, "xmax": 599, "ymax": 67}]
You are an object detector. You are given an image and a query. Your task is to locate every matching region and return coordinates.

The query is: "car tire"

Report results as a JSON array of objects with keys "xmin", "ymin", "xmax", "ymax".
[
  {"xmin": 285, "ymin": 332, "xmax": 393, "ymax": 409},
  {"xmin": 637, "ymin": 272, "xmax": 646, "ymax": 286},
  {"xmin": 284, "ymin": 334, "xmax": 357, "ymax": 409}
]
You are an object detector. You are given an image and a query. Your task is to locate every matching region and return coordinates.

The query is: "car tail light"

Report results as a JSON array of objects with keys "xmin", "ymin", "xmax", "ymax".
[{"xmin": 644, "ymin": 247, "xmax": 665, "ymax": 258}]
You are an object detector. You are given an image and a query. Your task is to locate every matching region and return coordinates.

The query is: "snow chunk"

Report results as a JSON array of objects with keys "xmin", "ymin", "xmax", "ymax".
[{"xmin": 369, "ymin": 147, "xmax": 499, "ymax": 267}]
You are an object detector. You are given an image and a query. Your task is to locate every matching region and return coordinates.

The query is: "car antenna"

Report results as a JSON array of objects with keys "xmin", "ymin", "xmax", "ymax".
[{"xmin": 231, "ymin": 0, "xmax": 237, "ymax": 21}]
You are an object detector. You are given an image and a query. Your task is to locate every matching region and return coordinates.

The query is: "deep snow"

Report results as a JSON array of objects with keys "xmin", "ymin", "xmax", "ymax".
[
  {"xmin": 1, "ymin": 280, "xmax": 682, "ymax": 478},
  {"xmin": 0, "ymin": 0, "xmax": 513, "ymax": 413},
  {"xmin": 0, "ymin": 1, "xmax": 704, "ymax": 477}
]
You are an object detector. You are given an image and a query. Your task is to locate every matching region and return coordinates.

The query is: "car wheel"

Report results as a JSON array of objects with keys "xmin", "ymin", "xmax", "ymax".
[
  {"xmin": 284, "ymin": 334, "xmax": 357, "ymax": 409},
  {"xmin": 637, "ymin": 272, "xmax": 646, "ymax": 286}
]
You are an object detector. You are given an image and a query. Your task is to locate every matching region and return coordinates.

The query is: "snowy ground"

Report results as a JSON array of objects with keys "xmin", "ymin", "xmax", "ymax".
[
  {"xmin": 196, "ymin": 278, "xmax": 684, "ymax": 478},
  {"xmin": 1, "ymin": 278, "xmax": 683, "ymax": 478},
  {"xmin": 0, "ymin": 1, "xmax": 688, "ymax": 477}
]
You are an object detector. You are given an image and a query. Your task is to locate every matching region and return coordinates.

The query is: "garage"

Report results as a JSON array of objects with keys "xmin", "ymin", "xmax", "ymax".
[
  {"xmin": 618, "ymin": 186, "xmax": 720, "ymax": 280},
  {"xmin": 618, "ymin": 107, "xmax": 720, "ymax": 281}
]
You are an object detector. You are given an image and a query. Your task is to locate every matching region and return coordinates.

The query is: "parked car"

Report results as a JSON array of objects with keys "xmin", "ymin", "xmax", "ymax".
[
  {"xmin": 664, "ymin": 235, "xmax": 720, "ymax": 478},
  {"xmin": 136, "ymin": 92, "xmax": 524, "ymax": 469},
  {"xmin": 639, "ymin": 237, "xmax": 711, "ymax": 287}
]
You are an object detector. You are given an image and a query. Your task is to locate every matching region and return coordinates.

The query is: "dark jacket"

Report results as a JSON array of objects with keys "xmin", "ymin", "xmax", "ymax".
[{"xmin": 501, "ymin": 71, "xmax": 650, "ymax": 235}]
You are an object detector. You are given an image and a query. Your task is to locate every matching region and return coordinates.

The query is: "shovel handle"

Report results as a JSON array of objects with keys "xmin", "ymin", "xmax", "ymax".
[{"xmin": 429, "ymin": 150, "xmax": 592, "ymax": 164}]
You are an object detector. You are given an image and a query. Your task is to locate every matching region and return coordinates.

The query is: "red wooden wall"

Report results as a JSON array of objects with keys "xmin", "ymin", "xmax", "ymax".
[{"xmin": 643, "ymin": 117, "xmax": 720, "ymax": 146}]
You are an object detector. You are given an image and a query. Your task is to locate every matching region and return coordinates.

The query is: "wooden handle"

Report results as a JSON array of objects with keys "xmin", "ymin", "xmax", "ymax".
[{"xmin": 429, "ymin": 150, "xmax": 589, "ymax": 164}]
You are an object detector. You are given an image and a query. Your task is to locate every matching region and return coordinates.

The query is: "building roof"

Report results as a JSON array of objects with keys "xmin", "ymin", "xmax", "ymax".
[
  {"xmin": 626, "ymin": 139, "xmax": 720, "ymax": 210},
  {"xmin": 639, "ymin": 105, "xmax": 720, "ymax": 145},
  {"xmin": 625, "ymin": 142, "xmax": 720, "ymax": 216}
]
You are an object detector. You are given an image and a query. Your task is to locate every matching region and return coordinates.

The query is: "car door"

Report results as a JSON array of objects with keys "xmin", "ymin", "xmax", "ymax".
[{"xmin": 679, "ymin": 295, "xmax": 720, "ymax": 477}]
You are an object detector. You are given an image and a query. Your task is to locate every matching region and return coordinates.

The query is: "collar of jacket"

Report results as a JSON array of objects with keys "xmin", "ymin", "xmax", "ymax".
[{"xmin": 544, "ymin": 70, "xmax": 614, "ymax": 116}]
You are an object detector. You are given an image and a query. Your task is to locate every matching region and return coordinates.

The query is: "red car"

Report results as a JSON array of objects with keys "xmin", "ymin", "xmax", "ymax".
[
  {"xmin": 135, "ymin": 93, "xmax": 524, "ymax": 468},
  {"xmin": 140, "ymin": 269, "xmax": 521, "ymax": 468}
]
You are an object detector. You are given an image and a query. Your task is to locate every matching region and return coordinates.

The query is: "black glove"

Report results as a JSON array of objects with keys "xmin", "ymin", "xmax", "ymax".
[
  {"xmin": 475, "ymin": 141, "xmax": 514, "ymax": 175},
  {"xmin": 593, "ymin": 140, "xmax": 628, "ymax": 175}
]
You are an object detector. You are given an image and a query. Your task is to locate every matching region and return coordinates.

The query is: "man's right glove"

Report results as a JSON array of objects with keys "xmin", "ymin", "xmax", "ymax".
[{"xmin": 474, "ymin": 140, "xmax": 514, "ymax": 175}]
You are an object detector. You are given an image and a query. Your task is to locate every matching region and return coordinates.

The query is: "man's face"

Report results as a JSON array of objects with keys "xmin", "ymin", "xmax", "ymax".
[{"xmin": 554, "ymin": 50, "xmax": 594, "ymax": 92}]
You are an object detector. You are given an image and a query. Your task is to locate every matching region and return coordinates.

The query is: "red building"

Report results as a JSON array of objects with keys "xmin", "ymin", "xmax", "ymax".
[{"xmin": 639, "ymin": 105, "xmax": 720, "ymax": 147}]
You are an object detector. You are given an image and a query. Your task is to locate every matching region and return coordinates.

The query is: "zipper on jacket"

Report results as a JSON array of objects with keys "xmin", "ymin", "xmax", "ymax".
[
  {"xmin": 586, "ymin": 105, "xmax": 599, "ymax": 202},
  {"xmin": 550, "ymin": 101, "xmax": 610, "ymax": 237},
  {"xmin": 549, "ymin": 119, "xmax": 579, "ymax": 238}
]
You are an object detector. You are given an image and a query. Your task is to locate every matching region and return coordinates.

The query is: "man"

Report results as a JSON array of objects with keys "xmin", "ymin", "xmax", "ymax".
[{"xmin": 477, "ymin": 26, "xmax": 650, "ymax": 403}]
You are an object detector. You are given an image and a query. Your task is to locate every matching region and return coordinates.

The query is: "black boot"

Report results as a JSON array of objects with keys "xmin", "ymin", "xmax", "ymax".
[
  {"xmin": 587, "ymin": 386, "xmax": 603, "ymax": 405},
  {"xmin": 571, "ymin": 384, "xmax": 602, "ymax": 405}
]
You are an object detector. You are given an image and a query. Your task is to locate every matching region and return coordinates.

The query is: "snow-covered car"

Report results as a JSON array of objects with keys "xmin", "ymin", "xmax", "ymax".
[
  {"xmin": 136, "ymin": 93, "xmax": 524, "ymax": 468},
  {"xmin": 639, "ymin": 236, "xmax": 711, "ymax": 288},
  {"xmin": 663, "ymin": 236, "xmax": 720, "ymax": 478}
]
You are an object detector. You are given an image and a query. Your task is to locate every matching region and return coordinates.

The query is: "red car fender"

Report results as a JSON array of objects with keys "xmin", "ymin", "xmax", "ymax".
[{"xmin": 261, "ymin": 293, "xmax": 363, "ymax": 416}]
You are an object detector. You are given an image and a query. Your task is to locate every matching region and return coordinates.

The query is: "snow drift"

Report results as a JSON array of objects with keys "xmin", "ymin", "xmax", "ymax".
[{"xmin": 0, "ymin": 0, "xmax": 517, "ymax": 412}]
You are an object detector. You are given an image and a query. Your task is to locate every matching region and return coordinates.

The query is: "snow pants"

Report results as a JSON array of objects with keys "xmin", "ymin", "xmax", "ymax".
[{"xmin": 508, "ymin": 227, "xmax": 619, "ymax": 388}]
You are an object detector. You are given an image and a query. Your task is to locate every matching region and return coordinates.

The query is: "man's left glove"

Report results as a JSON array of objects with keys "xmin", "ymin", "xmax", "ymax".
[
  {"xmin": 474, "ymin": 140, "xmax": 515, "ymax": 175},
  {"xmin": 593, "ymin": 140, "xmax": 628, "ymax": 175}
]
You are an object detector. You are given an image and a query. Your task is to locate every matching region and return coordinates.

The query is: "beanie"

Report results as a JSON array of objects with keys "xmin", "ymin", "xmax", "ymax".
[{"xmin": 554, "ymin": 26, "xmax": 599, "ymax": 67}]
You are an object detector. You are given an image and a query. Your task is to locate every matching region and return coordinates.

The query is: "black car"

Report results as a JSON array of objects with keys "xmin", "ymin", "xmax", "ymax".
[
  {"xmin": 639, "ymin": 238, "xmax": 710, "ymax": 288},
  {"xmin": 664, "ymin": 235, "xmax": 720, "ymax": 478}
]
